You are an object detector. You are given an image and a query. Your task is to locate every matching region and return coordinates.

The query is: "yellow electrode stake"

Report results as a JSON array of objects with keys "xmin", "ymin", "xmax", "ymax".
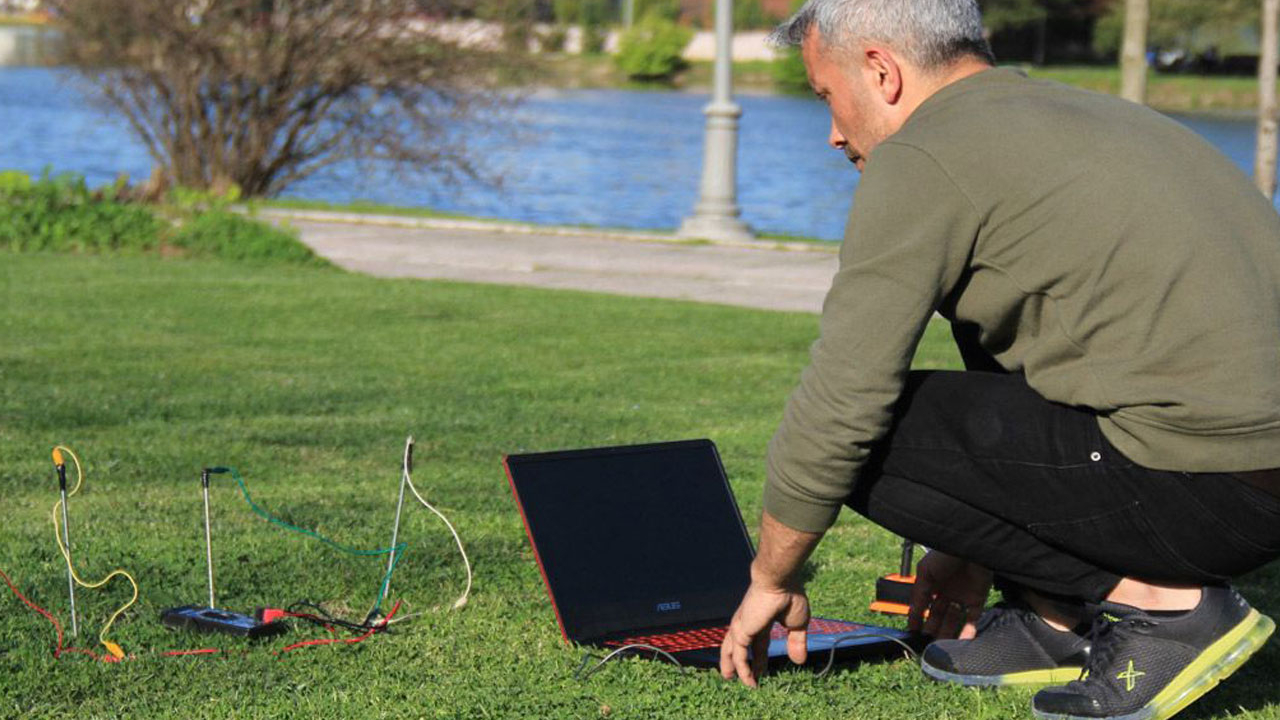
[
  {"xmin": 50, "ymin": 446, "xmax": 138, "ymax": 660},
  {"xmin": 51, "ymin": 448, "xmax": 78, "ymax": 637}
]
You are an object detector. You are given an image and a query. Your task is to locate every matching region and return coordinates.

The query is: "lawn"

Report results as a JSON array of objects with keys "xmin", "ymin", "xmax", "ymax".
[{"xmin": 1, "ymin": 252, "xmax": 1277, "ymax": 719}]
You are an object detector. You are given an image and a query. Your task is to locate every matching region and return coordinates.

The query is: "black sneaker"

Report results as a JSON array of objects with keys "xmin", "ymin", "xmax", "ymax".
[
  {"xmin": 920, "ymin": 601, "xmax": 1092, "ymax": 686},
  {"xmin": 1032, "ymin": 585, "xmax": 1275, "ymax": 720}
]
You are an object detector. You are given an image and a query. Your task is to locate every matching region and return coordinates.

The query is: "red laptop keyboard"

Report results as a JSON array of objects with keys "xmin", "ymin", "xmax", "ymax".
[{"xmin": 604, "ymin": 618, "xmax": 867, "ymax": 653}]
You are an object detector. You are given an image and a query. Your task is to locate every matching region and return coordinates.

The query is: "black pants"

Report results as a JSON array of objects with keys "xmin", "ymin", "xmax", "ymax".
[{"xmin": 847, "ymin": 370, "xmax": 1280, "ymax": 603}]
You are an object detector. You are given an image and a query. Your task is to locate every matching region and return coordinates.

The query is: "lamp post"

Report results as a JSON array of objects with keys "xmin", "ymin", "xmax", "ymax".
[{"xmin": 678, "ymin": 0, "xmax": 754, "ymax": 242}]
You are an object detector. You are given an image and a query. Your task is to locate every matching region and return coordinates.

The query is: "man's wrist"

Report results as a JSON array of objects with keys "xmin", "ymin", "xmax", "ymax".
[
  {"xmin": 749, "ymin": 561, "xmax": 800, "ymax": 593},
  {"xmin": 749, "ymin": 511, "xmax": 823, "ymax": 592}
]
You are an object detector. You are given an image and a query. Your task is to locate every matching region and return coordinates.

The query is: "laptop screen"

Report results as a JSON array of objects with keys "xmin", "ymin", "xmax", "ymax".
[{"xmin": 505, "ymin": 439, "xmax": 755, "ymax": 644}]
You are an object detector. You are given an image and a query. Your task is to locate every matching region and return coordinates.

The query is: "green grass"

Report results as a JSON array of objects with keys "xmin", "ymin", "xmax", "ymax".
[
  {"xmin": 1, "ymin": 252, "xmax": 1277, "ymax": 719},
  {"xmin": 545, "ymin": 53, "xmax": 1273, "ymax": 112},
  {"xmin": 1025, "ymin": 66, "xmax": 1265, "ymax": 113},
  {"xmin": 257, "ymin": 197, "xmax": 480, "ymax": 222}
]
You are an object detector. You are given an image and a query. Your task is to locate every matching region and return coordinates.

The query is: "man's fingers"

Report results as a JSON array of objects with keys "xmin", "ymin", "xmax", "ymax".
[
  {"xmin": 907, "ymin": 576, "xmax": 933, "ymax": 633},
  {"xmin": 720, "ymin": 632, "xmax": 737, "ymax": 680},
  {"xmin": 733, "ymin": 636, "xmax": 758, "ymax": 688},
  {"xmin": 926, "ymin": 599, "xmax": 971, "ymax": 639},
  {"xmin": 922, "ymin": 595, "xmax": 945, "ymax": 636},
  {"xmin": 750, "ymin": 630, "xmax": 769, "ymax": 682},
  {"xmin": 787, "ymin": 628, "xmax": 808, "ymax": 664}
]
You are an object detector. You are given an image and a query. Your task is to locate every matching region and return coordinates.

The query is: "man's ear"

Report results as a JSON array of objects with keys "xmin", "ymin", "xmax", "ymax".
[{"xmin": 863, "ymin": 46, "xmax": 904, "ymax": 105}]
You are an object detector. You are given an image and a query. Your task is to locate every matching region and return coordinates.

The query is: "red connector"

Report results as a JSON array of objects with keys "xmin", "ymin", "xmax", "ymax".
[{"xmin": 256, "ymin": 607, "xmax": 288, "ymax": 624}]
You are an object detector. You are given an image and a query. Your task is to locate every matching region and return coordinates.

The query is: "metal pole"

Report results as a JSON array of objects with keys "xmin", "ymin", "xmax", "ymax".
[
  {"xmin": 898, "ymin": 539, "xmax": 914, "ymax": 577},
  {"xmin": 1119, "ymin": 0, "xmax": 1149, "ymax": 104},
  {"xmin": 677, "ymin": 0, "xmax": 754, "ymax": 243},
  {"xmin": 382, "ymin": 437, "xmax": 413, "ymax": 604},
  {"xmin": 1255, "ymin": 0, "xmax": 1279, "ymax": 199},
  {"xmin": 57, "ymin": 470, "xmax": 78, "ymax": 637},
  {"xmin": 202, "ymin": 469, "xmax": 216, "ymax": 609}
]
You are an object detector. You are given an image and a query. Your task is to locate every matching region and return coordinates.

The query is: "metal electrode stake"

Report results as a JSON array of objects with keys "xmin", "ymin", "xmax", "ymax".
[
  {"xmin": 382, "ymin": 437, "xmax": 413, "ymax": 604},
  {"xmin": 899, "ymin": 539, "xmax": 915, "ymax": 578},
  {"xmin": 56, "ymin": 459, "xmax": 79, "ymax": 637},
  {"xmin": 202, "ymin": 469, "xmax": 215, "ymax": 609}
]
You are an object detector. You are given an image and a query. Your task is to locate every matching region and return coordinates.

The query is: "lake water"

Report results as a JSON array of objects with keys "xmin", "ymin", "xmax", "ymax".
[{"xmin": 1, "ymin": 66, "xmax": 1277, "ymax": 241}]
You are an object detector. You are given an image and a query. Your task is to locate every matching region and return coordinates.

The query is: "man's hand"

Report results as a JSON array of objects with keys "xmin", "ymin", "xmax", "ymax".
[
  {"xmin": 907, "ymin": 550, "xmax": 992, "ymax": 639},
  {"xmin": 719, "ymin": 582, "xmax": 810, "ymax": 688},
  {"xmin": 719, "ymin": 511, "xmax": 822, "ymax": 687}
]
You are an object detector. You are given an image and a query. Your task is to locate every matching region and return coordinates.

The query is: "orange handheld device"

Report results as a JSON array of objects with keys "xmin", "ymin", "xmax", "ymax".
[{"xmin": 869, "ymin": 540, "xmax": 916, "ymax": 616}]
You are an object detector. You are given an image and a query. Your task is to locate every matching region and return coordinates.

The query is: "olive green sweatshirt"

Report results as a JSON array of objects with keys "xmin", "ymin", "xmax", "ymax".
[{"xmin": 764, "ymin": 68, "xmax": 1280, "ymax": 534}]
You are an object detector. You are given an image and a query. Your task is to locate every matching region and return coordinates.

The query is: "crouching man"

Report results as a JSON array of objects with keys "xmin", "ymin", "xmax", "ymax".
[{"xmin": 720, "ymin": 1, "xmax": 1280, "ymax": 719}]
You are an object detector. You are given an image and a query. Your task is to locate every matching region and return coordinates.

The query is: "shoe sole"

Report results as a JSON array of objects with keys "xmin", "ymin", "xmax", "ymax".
[
  {"xmin": 1032, "ymin": 609, "xmax": 1276, "ymax": 720},
  {"xmin": 921, "ymin": 658, "xmax": 1085, "ymax": 687}
]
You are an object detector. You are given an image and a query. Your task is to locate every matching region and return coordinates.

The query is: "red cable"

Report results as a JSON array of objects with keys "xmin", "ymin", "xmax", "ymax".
[
  {"xmin": 281, "ymin": 611, "xmax": 340, "ymax": 635},
  {"xmin": 0, "ymin": 566, "xmax": 102, "ymax": 661},
  {"xmin": 277, "ymin": 599, "xmax": 401, "ymax": 656},
  {"xmin": 160, "ymin": 648, "xmax": 223, "ymax": 657},
  {"xmin": 4, "ymin": 565, "xmax": 399, "ymax": 661}
]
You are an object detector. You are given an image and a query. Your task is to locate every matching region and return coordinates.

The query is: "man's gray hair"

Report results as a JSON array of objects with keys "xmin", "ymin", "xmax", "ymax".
[{"xmin": 769, "ymin": 0, "xmax": 994, "ymax": 70}]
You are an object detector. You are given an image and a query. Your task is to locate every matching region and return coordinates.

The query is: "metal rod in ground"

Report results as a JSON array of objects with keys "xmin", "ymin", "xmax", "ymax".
[
  {"xmin": 898, "ymin": 539, "xmax": 915, "ymax": 577},
  {"xmin": 382, "ymin": 437, "xmax": 413, "ymax": 604},
  {"xmin": 60, "ymin": 484, "xmax": 78, "ymax": 637},
  {"xmin": 202, "ymin": 470, "xmax": 215, "ymax": 609}
]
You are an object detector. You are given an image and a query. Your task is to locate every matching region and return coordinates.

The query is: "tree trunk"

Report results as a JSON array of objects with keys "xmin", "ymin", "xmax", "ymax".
[
  {"xmin": 1120, "ymin": 0, "xmax": 1149, "ymax": 104},
  {"xmin": 1257, "ymin": 0, "xmax": 1279, "ymax": 199}
]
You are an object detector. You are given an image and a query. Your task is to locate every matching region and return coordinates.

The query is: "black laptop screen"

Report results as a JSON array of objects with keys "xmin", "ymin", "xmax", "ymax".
[{"xmin": 505, "ymin": 440, "xmax": 755, "ymax": 644}]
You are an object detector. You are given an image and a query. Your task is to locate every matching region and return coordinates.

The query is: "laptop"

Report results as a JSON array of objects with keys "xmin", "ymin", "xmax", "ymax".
[{"xmin": 503, "ymin": 438, "xmax": 914, "ymax": 669}]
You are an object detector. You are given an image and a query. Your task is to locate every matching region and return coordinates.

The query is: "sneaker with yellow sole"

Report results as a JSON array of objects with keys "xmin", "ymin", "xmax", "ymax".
[
  {"xmin": 921, "ymin": 600, "xmax": 1093, "ymax": 687},
  {"xmin": 1032, "ymin": 585, "xmax": 1275, "ymax": 720}
]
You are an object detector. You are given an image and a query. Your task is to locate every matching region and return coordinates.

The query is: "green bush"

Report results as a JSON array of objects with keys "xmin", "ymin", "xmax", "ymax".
[
  {"xmin": 541, "ymin": 24, "xmax": 570, "ymax": 52},
  {"xmin": 0, "ymin": 169, "xmax": 322, "ymax": 265},
  {"xmin": 614, "ymin": 12, "xmax": 692, "ymax": 80},
  {"xmin": 581, "ymin": 22, "xmax": 609, "ymax": 53},
  {"xmin": 633, "ymin": 0, "xmax": 680, "ymax": 22},
  {"xmin": 170, "ymin": 210, "xmax": 322, "ymax": 265},
  {"xmin": 772, "ymin": 46, "xmax": 810, "ymax": 92},
  {"xmin": 553, "ymin": 0, "xmax": 612, "ymax": 26},
  {"xmin": 0, "ymin": 170, "xmax": 161, "ymax": 253},
  {"xmin": 733, "ymin": 0, "xmax": 772, "ymax": 31}
]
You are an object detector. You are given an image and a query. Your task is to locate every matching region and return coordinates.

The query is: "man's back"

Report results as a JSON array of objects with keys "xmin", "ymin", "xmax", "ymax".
[{"xmin": 880, "ymin": 68, "xmax": 1280, "ymax": 471}]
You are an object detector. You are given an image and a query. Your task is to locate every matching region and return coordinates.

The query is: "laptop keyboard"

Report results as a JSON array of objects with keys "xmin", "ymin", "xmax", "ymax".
[{"xmin": 605, "ymin": 618, "xmax": 867, "ymax": 653}]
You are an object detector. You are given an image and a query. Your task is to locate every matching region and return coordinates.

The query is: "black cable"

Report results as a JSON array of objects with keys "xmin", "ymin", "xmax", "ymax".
[
  {"xmin": 286, "ymin": 600, "xmax": 390, "ymax": 635},
  {"xmin": 815, "ymin": 632, "xmax": 920, "ymax": 679},
  {"xmin": 575, "ymin": 644, "xmax": 689, "ymax": 680},
  {"xmin": 573, "ymin": 633, "xmax": 920, "ymax": 682}
]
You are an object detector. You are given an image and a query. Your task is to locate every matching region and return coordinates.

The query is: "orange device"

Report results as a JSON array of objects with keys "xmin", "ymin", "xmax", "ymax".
[{"xmin": 869, "ymin": 540, "xmax": 916, "ymax": 616}]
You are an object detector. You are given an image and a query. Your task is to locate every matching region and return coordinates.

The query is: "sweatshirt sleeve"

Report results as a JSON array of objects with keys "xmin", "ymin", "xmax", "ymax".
[{"xmin": 763, "ymin": 141, "xmax": 983, "ymax": 533}]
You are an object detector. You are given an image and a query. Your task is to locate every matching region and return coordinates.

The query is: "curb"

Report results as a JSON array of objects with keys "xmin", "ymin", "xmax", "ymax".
[{"xmin": 247, "ymin": 207, "xmax": 838, "ymax": 255}]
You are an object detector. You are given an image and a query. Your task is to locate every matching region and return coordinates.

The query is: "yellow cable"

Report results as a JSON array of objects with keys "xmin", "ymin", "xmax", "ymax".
[{"xmin": 50, "ymin": 445, "xmax": 138, "ymax": 660}]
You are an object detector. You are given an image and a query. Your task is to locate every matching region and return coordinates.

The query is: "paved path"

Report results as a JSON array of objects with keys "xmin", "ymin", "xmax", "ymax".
[{"xmin": 274, "ymin": 210, "xmax": 840, "ymax": 314}]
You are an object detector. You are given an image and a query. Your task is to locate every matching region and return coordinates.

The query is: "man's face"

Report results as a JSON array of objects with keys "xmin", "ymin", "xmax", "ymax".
[{"xmin": 800, "ymin": 30, "xmax": 896, "ymax": 172}]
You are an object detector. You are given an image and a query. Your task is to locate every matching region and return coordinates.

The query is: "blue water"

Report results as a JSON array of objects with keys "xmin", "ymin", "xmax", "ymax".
[{"xmin": 0, "ymin": 67, "xmax": 1276, "ymax": 241}]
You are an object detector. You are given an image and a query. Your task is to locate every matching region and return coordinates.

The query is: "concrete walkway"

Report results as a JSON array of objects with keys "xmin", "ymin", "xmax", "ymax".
[{"xmin": 271, "ymin": 209, "xmax": 840, "ymax": 314}]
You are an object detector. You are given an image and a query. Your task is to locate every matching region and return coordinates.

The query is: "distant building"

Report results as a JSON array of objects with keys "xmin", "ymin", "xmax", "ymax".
[
  {"xmin": 0, "ymin": 0, "xmax": 42, "ymax": 13},
  {"xmin": 679, "ymin": 0, "xmax": 791, "ymax": 30}
]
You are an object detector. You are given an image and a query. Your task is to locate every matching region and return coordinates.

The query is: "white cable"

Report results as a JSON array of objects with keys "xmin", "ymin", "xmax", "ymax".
[{"xmin": 402, "ymin": 436, "xmax": 473, "ymax": 610}]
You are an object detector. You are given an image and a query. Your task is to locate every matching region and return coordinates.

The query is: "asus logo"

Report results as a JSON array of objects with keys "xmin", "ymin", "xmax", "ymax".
[{"xmin": 656, "ymin": 601, "xmax": 682, "ymax": 612}]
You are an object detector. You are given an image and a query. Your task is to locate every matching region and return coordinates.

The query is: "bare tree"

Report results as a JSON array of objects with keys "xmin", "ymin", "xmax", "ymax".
[
  {"xmin": 49, "ymin": 0, "xmax": 528, "ymax": 197},
  {"xmin": 1258, "ymin": 0, "xmax": 1278, "ymax": 199},
  {"xmin": 1119, "ymin": 0, "xmax": 1149, "ymax": 104}
]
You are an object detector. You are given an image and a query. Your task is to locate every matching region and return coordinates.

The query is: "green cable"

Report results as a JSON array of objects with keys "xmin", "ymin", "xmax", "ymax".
[{"xmin": 222, "ymin": 466, "xmax": 406, "ymax": 620}]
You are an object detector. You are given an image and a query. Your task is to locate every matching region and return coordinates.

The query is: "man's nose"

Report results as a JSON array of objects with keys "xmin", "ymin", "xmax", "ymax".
[{"xmin": 828, "ymin": 117, "xmax": 846, "ymax": 150}]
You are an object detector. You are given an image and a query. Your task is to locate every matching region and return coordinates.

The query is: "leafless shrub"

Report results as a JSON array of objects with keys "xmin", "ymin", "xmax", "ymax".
[{"xmin": 49, "ymin": 0, "xmax": 532, "ymax": 197}]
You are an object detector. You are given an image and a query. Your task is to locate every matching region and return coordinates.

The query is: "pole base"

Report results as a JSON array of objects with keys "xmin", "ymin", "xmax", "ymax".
[{"xmin": 677, "ymin": 214, "xmax": 755, "ymax": 244}]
